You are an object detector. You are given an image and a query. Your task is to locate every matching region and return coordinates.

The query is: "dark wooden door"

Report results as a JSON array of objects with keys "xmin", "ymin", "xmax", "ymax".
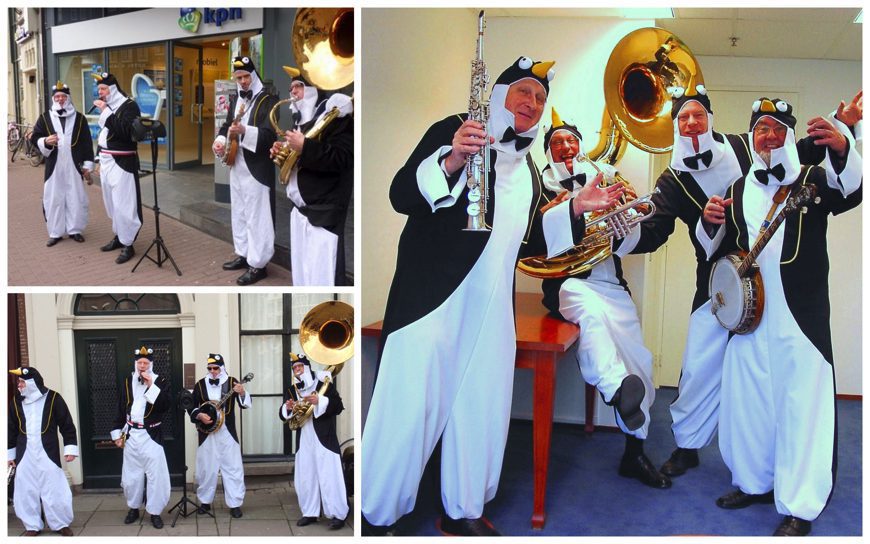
[{"xmin": 75, "ymin": 329, "xmax": 184, "ymax": 488}]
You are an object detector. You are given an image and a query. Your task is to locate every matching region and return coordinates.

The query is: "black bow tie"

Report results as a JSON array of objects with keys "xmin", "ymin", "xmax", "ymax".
[
  {"xmin": 240, "ymin": 90, "xmax": 253, "ymax": 100},
  {"xmin": 500, "ymin": 126, "xmax": 533, "ymax": 151},
  {"xmin": 56, "ymin": 109, "xmax": 65, "ymax": 116},
  {"xmin": 292, "ymin": 110, "xmax": 301, "ymax": 127},
  {"xmin": 559, "ymin": 172, "xmax": 587, "ymax": 191},
  {"xmin": 683, "ymin": 149, "xmax": 713, "ymax": 170},
  {"xmin": 754, "ymin": 163, "xmax": 786, "ymax": 185},
  {"xmin": 138, "ymin": 377, "xmax": 144, "ymax": 385},
  {"xmin": 209, "ymin": 378, "xmax": 220, "ymax": 386}
]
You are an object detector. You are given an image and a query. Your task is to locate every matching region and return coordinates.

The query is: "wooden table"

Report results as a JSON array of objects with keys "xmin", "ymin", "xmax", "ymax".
[{"xmin": 362, "ymin": 292, "xmax": 588, "ymax": 529}]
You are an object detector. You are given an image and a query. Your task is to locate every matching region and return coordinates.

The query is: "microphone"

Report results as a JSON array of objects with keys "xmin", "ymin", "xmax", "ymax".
[{"xmin": 87, "ymin": 104, "xmax": 99, "ymax": 114}]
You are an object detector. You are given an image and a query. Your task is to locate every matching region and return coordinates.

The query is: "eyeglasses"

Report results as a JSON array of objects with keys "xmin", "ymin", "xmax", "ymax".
[
  {"xmin": 754, "ymin": 124, "xmax": 788, "ymax": 138},
  {"xmin": 207, "ymin": 366, "xmax": 220, "ymax": 371},
  {"xmin": 550, "ymin": 137, "xmax": 579, "ymax": 150}
]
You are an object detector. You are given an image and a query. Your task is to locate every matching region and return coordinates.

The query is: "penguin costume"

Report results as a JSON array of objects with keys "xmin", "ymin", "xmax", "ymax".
[
  {"xmin": 215, "ymin": 56, "xmax": 280, "ymax": 286},
  {"xmin": 8, "ymin": 367, "xmax": 78, "ymax": 536},
  {"xmin": 279, "ymin": 354, "xmax": 347, "ymax": 529},
  {"xmin": 696, "ymin": 98, "xmax": 861, "ymax": 536},
  {"xmin": 537, "ymin": 109, "xmax": 668, "ymax": 489},
  {"xmin": 362, "ymin": 57, "xmax": 586, "ymax": 535},
  {"xmin": 92, "ymin": 71, "xmax": 142, "ymax": 264},
  {"xmin": 621, "ymin": 85, "xmax": 862, "ymax": 478},
  {"xmin": 189, "ymin": 353, "xmax": 250, "ymax": 517},
  {"xmin": 30, "ymin": 81, "xmax": 95, "ymax": 247},
  {"xmin": 281, "ymin": 66, "xmax": 353, "ymax": 287},
  {"xmin": 110, "ymin": 346, "xmax": 172, "ymax": 528}
]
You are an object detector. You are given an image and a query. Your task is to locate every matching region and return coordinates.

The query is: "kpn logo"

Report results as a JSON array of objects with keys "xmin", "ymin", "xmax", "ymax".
[{"xmin": 179, "ymin": 8, "xmax": 243, "ymax": 33}]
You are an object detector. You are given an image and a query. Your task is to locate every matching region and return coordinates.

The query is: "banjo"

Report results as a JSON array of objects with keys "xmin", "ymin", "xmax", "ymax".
[
  {"xmin": 195, "ymin": 372, "xmax": 254, "ymax": 434},
  {"xmin": 709, "ymin": 183, "xmax": 818, "ymax": 334}
]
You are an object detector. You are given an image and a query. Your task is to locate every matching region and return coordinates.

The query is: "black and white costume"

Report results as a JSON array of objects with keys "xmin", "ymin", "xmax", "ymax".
[
  {"xmin": 216, "ymin": 57, "xmax": 279, "ymax": 278},
  {"xmin": 283, "ymin": 69, "xmax": 353, "ymax": 286},
  {"xmin": 625, "ymin": 88, "xmax": 860, "ymax": 455},
  {"xmin": 7, "ymin": 367, "xmax": 78, "ymax": 533},
  {"xmin": 31, "ymin": 82, "xmax": 94, "ymax": 242},
  {"xmin": 696, "ymin": 99, "xmax": 861, "ymax": 524},
  {"xmin": 362, "ymin": 57, "xmax": 575, "ymax": 527},
  {"xmin": 110, "ymin": 348, "xmax": 172, "ymax": 517},
  {"xmin": 93, "ymin": 72, "xmax": 142, "ymax": 253},
  {"xmin": 279, "ymin": 355, "xmax": 347, "ymax": 523},
  {"xmin": 189, "ymin": 354, "xmax": 250, "ymax": 510},
  {"xmin": 537, "ymin": 110, "xmax": 654, "ymax": 438}
]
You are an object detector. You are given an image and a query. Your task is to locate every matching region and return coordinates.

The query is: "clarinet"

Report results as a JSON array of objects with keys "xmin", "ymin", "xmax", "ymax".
[{"xmin": 463, "ymin": 10, "xmax": 491, "ymax": 232}]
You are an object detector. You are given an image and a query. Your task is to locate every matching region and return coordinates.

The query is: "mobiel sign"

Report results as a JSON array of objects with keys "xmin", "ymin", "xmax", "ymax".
[{"xmin": 178, "ymin": 8, "xmax": 244, "ymax": 33}]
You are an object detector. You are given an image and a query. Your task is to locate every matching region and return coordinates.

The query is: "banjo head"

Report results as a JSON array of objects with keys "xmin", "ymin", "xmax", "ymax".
[{"xmin": 710, "ymin": 254, "xmax": 749, "ymax": 331}]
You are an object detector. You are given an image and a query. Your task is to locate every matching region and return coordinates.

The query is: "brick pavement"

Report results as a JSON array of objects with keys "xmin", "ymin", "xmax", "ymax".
[
  {"xmin": 8, "ymin": 160, "xmax": 293, "ymax": 286},
  {"xmin": 8, "ymin": 480, "xmax": 355, "ymax": 537}
]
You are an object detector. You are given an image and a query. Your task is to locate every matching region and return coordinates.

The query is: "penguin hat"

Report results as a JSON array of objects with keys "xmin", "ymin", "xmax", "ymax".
[
  {"xmin": 289, "ymin": 352, "xmax": 316, "ymax": 388},
  {"xmin": 668, "ymin": 84, "xmax": 712, "ymax": 118},
  {"xmin": 91, "ymin": 71, "xmax": 125, "ymax": 95},
  {"xmin": 750, "ymin": 97, "xmax": 796, "ymax": 131},
  {"xmin": 52, "ymin": 81, "xmax": 71, "ymax": 97},
  {"xmin": 206, "ymin": 353, "xmax": 225, "ymax": 368},
  {"xmin": 9, "ymin": 366, "xmax": 48, "ymax": 395},
  {"xmin": 543, "ymin": 108, "xmax": 583, "ymax": 157}
]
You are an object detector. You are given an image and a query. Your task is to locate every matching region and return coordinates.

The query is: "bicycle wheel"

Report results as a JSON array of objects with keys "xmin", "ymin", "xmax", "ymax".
[
  {"xmin": 8, "ymin": 130, "xmax": 20, "ymax": 152},
  {"xmin": 10, "ymin": 139, "xmax": 22, "ymax": 162}
]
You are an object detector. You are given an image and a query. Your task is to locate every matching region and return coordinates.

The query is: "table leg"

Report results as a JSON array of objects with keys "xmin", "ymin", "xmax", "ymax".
[
  {"xmin": 584, "ymin": 383, "xmax": 596, "ymax": 434},
  {"xmin": 531, "ymin": 351, "xmax": 555, "ymax": 530}
]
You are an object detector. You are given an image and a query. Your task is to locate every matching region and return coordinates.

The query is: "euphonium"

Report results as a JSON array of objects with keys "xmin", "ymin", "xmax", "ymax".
[
  {"xmin": 463, "ymin": 10, "xmax": 490, "ymax": 232},
  {"xmin": 272, "ymin": 103, "xmax": 342, "ymax": 185},
  {"xmin": 517, "ymin": 27, "xmax": 702, "ymax": 278},
  {"xmin": 269, "ymin": 96, "xmax": 298, "ymax": 183},
  {"xmin": 287, "ymin": 301, "xmax": 353, "ymax": 431}
]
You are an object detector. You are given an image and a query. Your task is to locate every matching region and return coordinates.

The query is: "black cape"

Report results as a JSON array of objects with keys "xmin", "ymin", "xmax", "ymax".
[
  {"xmin": 189, "ymin": 376, "xmax": 248, "ymax": 446},
  {"xmin": 30, "ymin": 110, "xmax": 94, "ymax": 181},
  {"xmin": 8, "ymin": 390, "xmax": 78, "ymax": 468},
  {"xmin": 219, "ymin": 91, "xmax": 280, "ymax": 189},
  {"xmin": 113, "ymin": 375, "xmax": 172, "ymax": 444},
  {"xmin": 279, "ymin": 379, "xmax": 344, "ymax": 455}
]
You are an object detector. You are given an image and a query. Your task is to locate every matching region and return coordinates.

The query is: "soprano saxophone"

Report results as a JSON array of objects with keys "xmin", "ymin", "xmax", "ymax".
[{"xmin": 463, "ymin": 10, "xmax": 491, "ymax": 232}]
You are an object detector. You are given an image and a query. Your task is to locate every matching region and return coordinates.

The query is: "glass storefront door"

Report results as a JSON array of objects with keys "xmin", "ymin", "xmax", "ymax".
[{"xmin": 171, "ymin": 43, "xmax": 204, "ymax": 168}]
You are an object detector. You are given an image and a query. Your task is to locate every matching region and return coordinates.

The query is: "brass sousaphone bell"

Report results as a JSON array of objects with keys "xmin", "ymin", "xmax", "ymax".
[
  {"xmin": 517, "ymin": 27, "xmax": 703, "ymax": 279},
  {"xmin": 287, "ymin": 300, "xmax": 354, "ymax": 430},
  {"xmin": 271, "ymin": 8, "xmax": 354, "ymax": 184}
]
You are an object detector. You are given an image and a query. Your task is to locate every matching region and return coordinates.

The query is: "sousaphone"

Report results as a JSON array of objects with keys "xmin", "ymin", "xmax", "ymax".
[{"xmin": 287, "ymin": 300, "xmax": 354, "ymax": 430}]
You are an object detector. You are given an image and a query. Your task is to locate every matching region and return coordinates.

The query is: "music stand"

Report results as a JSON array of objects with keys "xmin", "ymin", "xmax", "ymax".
[
  {"xmin": 130, "ymin": 118, "xmax": 182, "ymax": 276},
  {"xmin": 168, "ymin": 390, "xmax": 210, "ymax": 526}
]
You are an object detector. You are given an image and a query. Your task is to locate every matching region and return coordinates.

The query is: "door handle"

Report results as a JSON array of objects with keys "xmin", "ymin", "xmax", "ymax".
[
  {"xmin": 190, "ymin": 103, "xmax": 196, "ymax": 124},
  {"xmin": 198, "ymin": 103, "xmax": 203, "ymax": 124}
]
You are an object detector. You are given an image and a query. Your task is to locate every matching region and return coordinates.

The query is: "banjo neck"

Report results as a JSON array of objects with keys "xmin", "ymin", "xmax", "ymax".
[
  {"xmin": 737, "ymin": 211, "xmax": 787, "ymax": 277},
  {"xmin": 212, "ymin": 372, "xmax": 254, "ymax": 410}
]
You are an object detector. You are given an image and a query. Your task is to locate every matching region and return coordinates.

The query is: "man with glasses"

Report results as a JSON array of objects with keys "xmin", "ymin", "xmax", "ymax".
[{"xmin": 189, "ymin": 354, "xmax": 250, "ymax": 519}]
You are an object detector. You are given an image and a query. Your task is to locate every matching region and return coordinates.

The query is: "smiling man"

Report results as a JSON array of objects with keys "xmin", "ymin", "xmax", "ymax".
[
  {"xmin": 361, "ymin": 56, "xmax": 625, "ymax": 537},
  {"xmin": 696, "ymin": 97, "xmax": 862, "ymax": 536}
]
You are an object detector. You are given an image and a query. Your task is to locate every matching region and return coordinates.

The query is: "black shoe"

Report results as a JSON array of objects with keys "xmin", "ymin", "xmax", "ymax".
[
  {"xmin": 46, "ymin": 237, "xmax": 62, "ymax": 247},
  {"xmin": 23, "ymin": 530, "xmax": 40, "ymax": 536},
  {"xmin": 124, "ymin": 508, "xmax": 140, "ymax": 524},
  {"xmin": 438, "ymin": 515, "xmax": 501, "ymax": 536},
  {"xmin": 716, "ymin": 489, "xmax": 775, "ymax": 509},
  {"xmin": 237, "ymin": 267, "xmax": 267, "ymax": 286},
  {"xmin": 57, "ymin": 527, "xmax": 74, "ymax": 536},
  {"xmin": 361, "ymin": 516, "xmax": 395, "ymax": 536},
  {"xmin": 609, "ymin": 375, "xmax": 646, "ymax": 431},
  {"xmin": 101, "ymin": 236, "xmax": 122, "ymax": 252},
  {"xmin": 328, "ymin": 518, "xmax": 345, "ymax": 530},
  {"xmin": 115, "ymin": 245, "xmax": 135, "ymax": 264},
  {"xmin": 197, "ymin": 503, "xmax": 211, "ymax": 515},
  {"xmin": 71, "ymin": 233, "xmax": 85, "ymax": 243},
  {"xmin": 230, "ymin": 507, "xmax": 243, "ymax": 518},
  {"xmin": 619, "ymin": 452, "xmax": 672, "ymax": 489},
  {"xmin": 773, "ymin": 515, "xmax": 812, "ymax": 536},
  {"xmin": 222, "ymin": 256, "xmax": 248, "ymax": 271},
  {"xmin": 296, "ymin": 516, "xmax": 318, "ymax": 527},
  {"xmin": 150, "ymin": 515, "xmax": 164, "ymax": 529},
  {"xmin": 660, "ymin": 447, "xmax": 700, "ymax": 477}
]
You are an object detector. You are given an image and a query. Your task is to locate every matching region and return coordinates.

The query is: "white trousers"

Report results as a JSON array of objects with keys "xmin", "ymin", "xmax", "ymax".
[
  {"xmin": 559, "ymin": 278, "xmax": 654, "ymax": 438},
  {"xmin": 295, "ymin": 424, "xmax": 348, "ymax": 520},
  {"xmin": 669, "ymin": 301, "xmax": 729, "ymax": 449},
  {"xmin": 44, "ymin": 164, "xmax": 88, "ymax": 238},
  {"xmin": 121, "ymin": 429, "xmax": 171, "ymax": 515},
  {"xmin": 13, "ymin": 449, "xmax": 74, "ymax": 531},
  {"xmin": 230, "ymin": 173, "xmax": 274, "ymax": 269},
  {"xmin": 290, "ymin": 207, "xmax": 338, "ymax": 286},
  {"xmin": 195, "ymin": 426, "xmax": 246, "ymax": 508},
  {"xmin": 99, "ymin": 153, "xmax": 141, "ymax": 246}
]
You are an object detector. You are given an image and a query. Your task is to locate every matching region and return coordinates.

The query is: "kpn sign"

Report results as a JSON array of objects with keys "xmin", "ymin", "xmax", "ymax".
[{"xmin": 178, "ymin": 8, "xmax": 243, "ymax": 33}]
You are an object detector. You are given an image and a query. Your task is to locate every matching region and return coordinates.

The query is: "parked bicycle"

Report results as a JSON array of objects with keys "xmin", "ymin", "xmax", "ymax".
[
  {"xmin": 7, "ymin": 119, "xmax": 23, "ymax": 151},
  {"xmin": 9, "ymin": 124, "xmax": 44, "ymax": 166}
]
